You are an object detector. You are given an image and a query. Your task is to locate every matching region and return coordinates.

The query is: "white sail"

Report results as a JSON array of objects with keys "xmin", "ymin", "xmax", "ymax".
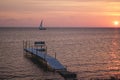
[
  {"xmin": 40, "ymin": 20, "xmax": 43, "ymax": 28},
  {"xmin": 39, "ymin": 20, "xmax": 46, "ymax": 30}
]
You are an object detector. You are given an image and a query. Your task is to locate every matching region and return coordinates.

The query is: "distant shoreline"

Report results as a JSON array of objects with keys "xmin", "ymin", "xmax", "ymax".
[{"xmin": 0, "ymin": 26, "xmax": 119, "ymax": 29}]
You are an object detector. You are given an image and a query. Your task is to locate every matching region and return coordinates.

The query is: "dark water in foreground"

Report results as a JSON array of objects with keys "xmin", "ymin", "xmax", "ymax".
[{"xmin": 1, "ymin": 27, "xmax": 120, "ymax": 80}]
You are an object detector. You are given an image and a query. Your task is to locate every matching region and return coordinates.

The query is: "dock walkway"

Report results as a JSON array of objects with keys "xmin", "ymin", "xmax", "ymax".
[{"xmin": 24, "ymin": 48, "xmax": 66, "ymax": 70}]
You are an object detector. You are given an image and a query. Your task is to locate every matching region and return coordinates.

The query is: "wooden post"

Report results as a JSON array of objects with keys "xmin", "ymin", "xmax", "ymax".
[
  {"xmin": 36, "ymin": 46, "xmax": 38, "ymax": 55},
  {"xmin": 65, "ymin": 65, "xmax": 67, "ymax": 71},
  {"xmin": 23, "ymin": 40, "xmax": 25, "ymax": 54},
  {"xmin": 25, "ymin": 41, "xmax": 27, "ymax": 49},
  {"xmin": 32, "ymin": 45, "xmax": 33, "ymax": 53},
  {"xmin": 55, "ymin": 52, "xmax": 56, "ymax": 59},
  {"xmin": 23, "ymin": 40, "xmax": 27, "ymax": 56},
  {"xmin": 25, "ymin": 41, "xmax": 27, "ymax": 55},
  {"xmin": 28, "ymin": 41, "xmax": 29, "ymax": 48},
  {"xmin": 28, "ymin": 41, "xmax": 30, "ymax": 48},
  {"xmin": 46, "ymin": 46, "xmax": 47, "ymax": 55},
  {"xmin": 45, "ymin": 45, "xmax": 48, "ymax": 71},
  {"xmin": 26, "ymin": 41, "xmax": 28, "ymax": 48}
]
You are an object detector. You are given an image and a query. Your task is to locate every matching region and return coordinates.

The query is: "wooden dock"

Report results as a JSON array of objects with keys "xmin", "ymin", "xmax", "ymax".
[
  {"xmin": 23, "ymin": 41, "xmax": 77, "ymax": 80},
  {"xmin": 24, "ymin": 48, "xmax": 66, "ymax": 70}
]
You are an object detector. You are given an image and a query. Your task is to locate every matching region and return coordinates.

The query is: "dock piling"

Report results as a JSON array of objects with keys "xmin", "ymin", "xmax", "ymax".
[
  {"xmin": 23, "ymin": 40, "xmax": 24, "ymax": 53},
  {"xmin": 55, "ymin": 52, "xmax": 56, "ymax": 59}
]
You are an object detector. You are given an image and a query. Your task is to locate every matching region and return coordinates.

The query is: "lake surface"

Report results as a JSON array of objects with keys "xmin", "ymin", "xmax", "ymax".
[{"xmin": 0, "ymin": 27, "xmax": 120, "ymax": 80}]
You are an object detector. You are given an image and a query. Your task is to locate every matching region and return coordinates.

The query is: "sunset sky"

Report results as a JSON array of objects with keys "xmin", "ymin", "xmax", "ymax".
[{"xmin": 0, "ymin": 0, "xmax": 120, "ymax": 27}]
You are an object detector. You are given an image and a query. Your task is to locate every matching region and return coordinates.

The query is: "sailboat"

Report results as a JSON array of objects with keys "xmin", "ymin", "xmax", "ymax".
[{"xmin": 39, "ymin": 20, "xmax": 46, "ymax": 30}]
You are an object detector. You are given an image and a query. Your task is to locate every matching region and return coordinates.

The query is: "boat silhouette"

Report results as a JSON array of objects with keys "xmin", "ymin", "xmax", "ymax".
[{"xmin": 39, "ymin": 20, "xmax": 46, "ymax": 30}]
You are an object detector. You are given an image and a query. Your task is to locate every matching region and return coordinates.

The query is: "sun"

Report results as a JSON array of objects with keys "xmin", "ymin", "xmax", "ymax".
[{"xmin": 113, "ymin": 21, "xmax": 119, "ymax": 26}]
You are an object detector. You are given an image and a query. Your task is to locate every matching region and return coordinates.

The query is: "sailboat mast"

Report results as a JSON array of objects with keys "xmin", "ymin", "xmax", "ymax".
[{"xmin": 40, "ymin": 20, "xmax": 43, "ymax": 28}]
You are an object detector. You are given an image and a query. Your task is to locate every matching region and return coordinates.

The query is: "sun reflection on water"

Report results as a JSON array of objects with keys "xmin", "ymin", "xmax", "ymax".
[{"xmin": 107, "ymin": 29, "xmax": 120, "ymax": 75}]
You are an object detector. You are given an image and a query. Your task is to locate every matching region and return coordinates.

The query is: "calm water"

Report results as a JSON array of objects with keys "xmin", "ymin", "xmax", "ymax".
[{"xmin": 1, "ymin": 27, "xmax": 120, "ymax": 80}]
